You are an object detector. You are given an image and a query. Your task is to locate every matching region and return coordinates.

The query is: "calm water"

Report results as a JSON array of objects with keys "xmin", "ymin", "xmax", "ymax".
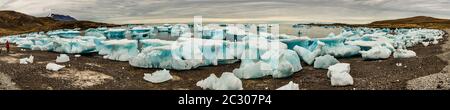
[{"xmin": 279, "ymin": 24, "xmax": 343, "ymax": 38}]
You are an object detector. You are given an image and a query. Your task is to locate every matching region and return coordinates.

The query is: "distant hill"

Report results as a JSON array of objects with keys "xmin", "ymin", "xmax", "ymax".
[
  {"xmin": 50, "ymin": 13, "xmax": 77, "ymax": 22},
  {"xmin": 368, "ymin": 16, "xmax": 450, "ymax": 29},
  {"xmin": 0, "ymin": 10, "xmax": 117, "ymax": 36}
]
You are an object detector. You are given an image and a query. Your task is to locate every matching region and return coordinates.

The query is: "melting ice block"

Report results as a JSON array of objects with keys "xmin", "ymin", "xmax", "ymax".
[
  {"xmin": 323, "ymin": 45, "xmax": 361, "ymax": 58},
  {"xmin": 196, "ymin": 72, "xmax": 243, "ymax": 90},
  {"xmin": 129, "ymin": 45, "xmax": 203, "ymax": 70},
  {"xmin": 314, "ymin": 55, "xmax": 339, "ymax": 69},
  {"xmin": 52, "ymin": 38, "xmax": 97, "ymax": 54},
  {"xmin": 46, "ymin": 63, "xmax": 65, "ymax": 71},
  {"xmin": 98, "ymin": 39, "xmax": 139, "ymax": 61},
  {"xmin": 359, "ymin": 46, "xmax": 392, "ymax": 60},
  {"xmin": 234, "ymin": 49, "xmax": 302, "ymax": 79},
  {"xmin": 293, "ymin": 42, "xmax": 324, "ymax": 65},
  {"xmin": 143, "ymin": 69, "xmax": 172, "ymax": 83},
  {"xmin": 327, "ymin": 63, "xmax": 353, "ymax": 86},
  {"xmin": 19, "ymin": 55, "xmax": 34, "ymax": 64},
  {"xmin": 276, "ymin": 81, "xmax": 300, "ymax": 90},
  {"xmin": 56, "ymin": 54, "xmax": 70, "ymax": 63},
  {"xmin": 393, "ymin": 49, "xmax": 416, "ymax": 59}
]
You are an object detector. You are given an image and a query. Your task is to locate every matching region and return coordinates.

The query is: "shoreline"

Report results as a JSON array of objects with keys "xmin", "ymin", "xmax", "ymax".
[{"xmin": 407, "ymin": 29, "xmax": 450, "ymax": 90}]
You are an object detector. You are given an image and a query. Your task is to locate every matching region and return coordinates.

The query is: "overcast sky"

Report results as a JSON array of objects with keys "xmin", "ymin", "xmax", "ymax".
[{"xmin": 1, "ymin": 0, "xmax": 449, "ymax": 24}]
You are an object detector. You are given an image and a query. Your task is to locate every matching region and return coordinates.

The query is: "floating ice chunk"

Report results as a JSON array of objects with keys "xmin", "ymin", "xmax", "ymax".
[
  {"xmin": 359, "ymin": 46, "xmax": 392, "ymax": 60},
  {"xmin": 393, "ymin": 49, "xmax": 416, "ymax": 59},
  {"xmin": 293, "ymin": 43, "xmax": 323, "ymax": 65},
  {"xmin": 276, "ymin": 81, "xmax": 300, "ymax": 90},
  {"xmin": 46, "ymin": 63, "xmax": 65, "ymax": 71},
  {"xmin": 143, "ymin": 69, "xmax": 172, "ymax": 83},
  {"xmin": 56, "ymin": 54, "xmax": 70, "ymax": 63},
  {"xmin": 98, "ymin": 39, "xmax": 139, "ymax": 61},
  {"xmin": 314, "ymin": 55, "xmax": 339, "ymax": 69},
  {"xmin": 327, "ymin": 63, "xmax": 353, "ymax": 86},
  {"xmin": 105, "ymin": 29, "xmax": 126, "ymax": 39},
  {"xmin": 197, "ymin": 72, "xmax": 243, "ymax": 90},
  {"xmin": 74, "ymin": 55, "xmax": 81, "ymax": 57}
]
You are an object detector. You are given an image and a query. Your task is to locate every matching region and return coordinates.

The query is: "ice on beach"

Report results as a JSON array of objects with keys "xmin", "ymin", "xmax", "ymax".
[
  {"xmin": 46, "ymin": 63, "xmax": 65, "ymax": 71},
  {"xmin": 19, "ymin": 55, "xmax": 34, "ymax": 64},
  {"xmin": 327, "ymin": 63, "xmax": 353, "ymax": 86},
  {"xmin": 98, "ymin": 39, "xmax": 139, "ymax": 61},
  {"xmin": 393, "ymin": 49, "xmax": 416, "ymax": 59},
  {"xmin": 129, "ymin": 46, "xmax": 203, "ymax": 70},
  {"xmin": 233, "ymin": 49, "xmax": 302, "ymax": 79},
  {"xmin": 52, "ymin": 38, "xmax": 97, "ymax": 54},
  {"xmin": 56, "ymin": 54, "xmax": 70, "ymax": 63},
  {"xmin": 422, "ymin": 42, "xmax": 430, "ymax": 47},
  {"xmin": 105, "ymin": 29, "xmax": 127, "ymax": 39},
  {"xmin": 360, "ymin": 46, "xmax": 392, "ymax": 60},
  {"xmin": 293, "ymin": 42, "xmax": 324, "ymax": 65},
  {"xmin": 74, "ymin": 54, "xmax": 81, "ymax": 57},
  {"xmin": 314, "ymin": 55, "xmax": 339, "ymax": 69},
  {"xmin": 143, "ymin": 69, "xmax": 173, "ymax": 83},
  {"xmin": 276, "ymin": 81, "xmax": 300, "ymax": 90},
  {"xmin": 140, "ymin": 39, "xmax": 175, "ymax": 49},
  {"xmin": 196, "ymin": 72, "xmax": 243, "ymax": 90}
]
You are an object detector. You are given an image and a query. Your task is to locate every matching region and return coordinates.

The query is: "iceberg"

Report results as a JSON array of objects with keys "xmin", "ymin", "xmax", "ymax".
[
  {"xmin": 393, "ymin": 49, "xmax": 416, "ymax": 59},
  {"xmin": 105, "ymin": 29, "xmax": 126, "ymax": 39},
  {"xmin": 234, "ymin": 49, "xmax": 302, "ymax": 79},
  {"xmin": 56, "ymin": 54, "xmax": 70, "ymax": 63},
  {"xmin": 359, "ymin": 46, "xmax": 392, "ymax": 60},
  {"xmin": 19, "ymin": 55, "xmax": 34, "ymax": 64},
  {"xmin": 46, "ymin": 63, "xmax": 65, "ymax": 71},
  {"xmin": 276, "ymin": 81, "xmax": 300, "ymax": 90},
  {"xmin": 314, "ymin": 55, "xmax": 339, "ymax": 69},
  {"xmin": 143, "ymin": 69, "xmax": 172, "ymax": 83},
  {"xmin": 129, "ymin": 45, "xmax": 203, "ymax": 70},
  {"xmin": 52, "ymin": 38, "xmax": 97, "ymax": 54},
  {"xmin": 196, "ymin": 72, "xmax": 243, "ymax": 90},
  {"xmin": 98, "ymin": 39, "xmax": 139, "ymax": 61},
  {"xmin": 196, "ymin": 74, "xmax": 219, "ymax": 90},
  {"xmin": 327, "ymin": 63, "xmax": 353, "ymax": 86},
  {"xmin": 293, "ymin": 42, "xmax": 324, "ymax": 65}
]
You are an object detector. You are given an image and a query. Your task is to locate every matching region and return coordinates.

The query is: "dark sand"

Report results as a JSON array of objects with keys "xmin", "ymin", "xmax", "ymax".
[{"xmin": 0, "ymin": 31, "xmax": 448, "ymax": 90}]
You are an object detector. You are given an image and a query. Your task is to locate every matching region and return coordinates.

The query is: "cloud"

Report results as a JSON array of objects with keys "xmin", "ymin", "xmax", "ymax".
[{"xmin": 1, "ymin": 0, "xmax": 449, "ymax": 24}]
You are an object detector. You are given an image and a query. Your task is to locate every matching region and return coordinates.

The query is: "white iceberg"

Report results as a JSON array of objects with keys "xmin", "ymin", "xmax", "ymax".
[
  {"xmin": 276, "ymin": 81, "xmax": 300, "ymax": 90},
  {"xmin": 327, "ymin": 63, "xmax": 353, "ymax": 86},
  {"xmin": 46, "ymin": 63, "xmax": 65, "ymax": 71},
  {"xmin": 19, "ymin": 55, "xmax": 34, "ymax": 64},
  {"xmin": 56, "ymin": 54, "xmax": 70, "ymax": 63},
  {"xmin": 314, "ymin": 55, "xmax": 339, "ymax": 69},
  {"xmin": 196, "ymin": 72, "xmax": 243, "ymax": 90},
  {"xmin": 393, "ymin": 49, "xmax": 416, "ymax": 59},
  {"xmin": 359, "ymin": 46, "xmax": 392, "ymax": 60},
  {"xmin": 143, "ymin": 69, "xmax": 172, "ymax": 83}
]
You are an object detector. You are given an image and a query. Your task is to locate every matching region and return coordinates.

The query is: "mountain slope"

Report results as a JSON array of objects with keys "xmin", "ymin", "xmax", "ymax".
[
  {"xmin": 368, "ymin": 16, "xmax": 450, "ymax": 29},
  {"xmin": 0, "ymin": 10, "xmax": 117, "ymax": 36}
]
